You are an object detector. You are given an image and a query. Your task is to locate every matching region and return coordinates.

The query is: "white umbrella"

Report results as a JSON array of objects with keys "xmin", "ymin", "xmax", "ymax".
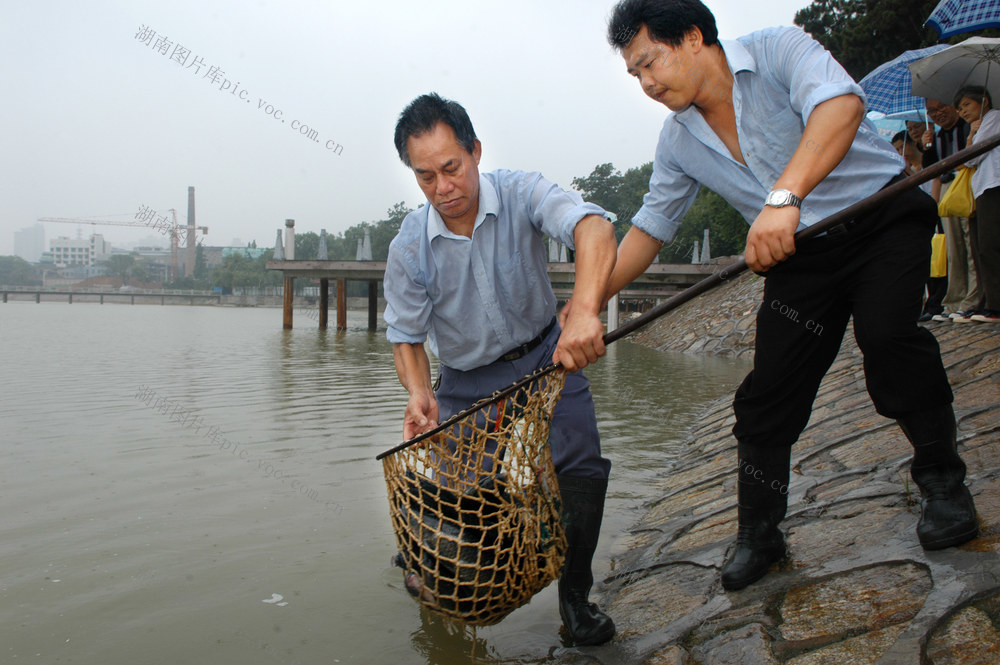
[{"xmin": 910, "ymin": 36, "xmax": 1000, "ymax": 108}]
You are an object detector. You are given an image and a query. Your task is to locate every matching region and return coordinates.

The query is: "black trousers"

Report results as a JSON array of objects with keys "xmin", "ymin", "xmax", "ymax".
[
  {"xmin": 924, "ymin": 277, "xmax": 948, "ymax": 315},
  {"xmin": 732, "ymin": 183, "xmax": 954, "ymax": 449},
  {"xmin": 975, "ymin": 186, "xmax": 1000, "ymax": 311}
]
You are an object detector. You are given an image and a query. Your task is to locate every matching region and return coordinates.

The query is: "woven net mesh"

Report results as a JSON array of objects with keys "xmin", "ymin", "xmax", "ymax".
[{"xmin": 383, "ymin": 369, "xmax": 568, "ymax": 626}]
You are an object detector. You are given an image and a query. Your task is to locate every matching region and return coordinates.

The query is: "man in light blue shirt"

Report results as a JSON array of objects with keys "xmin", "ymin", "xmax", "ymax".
[
  {"xmin": 384, "ymin": 93, "xmax": 617, "ymax": 645},
  {"xmin": 605, "ymin": 0, "xmax": 978, "ymax": 590}
]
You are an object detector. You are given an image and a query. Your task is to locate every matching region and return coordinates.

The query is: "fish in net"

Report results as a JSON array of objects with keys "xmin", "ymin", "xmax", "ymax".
[{"xmin": 382, "ymin": 369, "xmax": 568, "ymax": 626}]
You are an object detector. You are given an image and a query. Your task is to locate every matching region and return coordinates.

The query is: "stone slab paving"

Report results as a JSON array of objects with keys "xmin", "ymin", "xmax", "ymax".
[{"xmin": 553, "ymin": 271, "xmax": 1000, "ymax": 665}]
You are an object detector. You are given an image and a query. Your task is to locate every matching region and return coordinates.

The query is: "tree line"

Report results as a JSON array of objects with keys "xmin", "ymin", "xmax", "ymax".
[{"xmin": 1, "ymin": 175, "xmax": 748, "ymax": 291}]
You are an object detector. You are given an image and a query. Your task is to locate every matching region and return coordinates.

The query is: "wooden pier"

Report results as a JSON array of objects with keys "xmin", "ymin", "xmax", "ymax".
[{"xmin": 265, "ymin": 259, "xmax": 719, "ymax": 331}]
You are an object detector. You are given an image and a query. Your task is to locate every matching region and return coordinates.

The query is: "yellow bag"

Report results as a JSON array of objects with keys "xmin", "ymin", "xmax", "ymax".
[
  {"xmin": 938, "ymin": 167, "xmax": 976, "ymax": 218},
  {"xmin": 930, "ymin": 232, "xmax": 947, "ymax": 278}
]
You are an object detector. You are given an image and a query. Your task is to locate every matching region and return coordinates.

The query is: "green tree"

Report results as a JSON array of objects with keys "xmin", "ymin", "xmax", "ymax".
[
  {"xmin": 573, "ymin": 162, "xmax": 654, "ymax": 241},
  {"xmin": 212, "ymin": 253, "xmax": 253, "ymax": 291},
  {"xmin": 211, "ymin": 250, "xmax": 282, "ymax": 292},
  {"xmin": 255, "ymin": 251, "xmax": 283, "ymax": 289},
  {"xmin": 103, "ymin": 254, "xmax": 136, "ymax": 283},
  {"xmin": 794, "ymin": 0, "xmax": 940, "ymax": 82},
  {"xmin": 295, "ymin": 231, "xmax": 320, "ymax": 260},
  {"xmin": 131, "ymin": 262, "xmax": 150, "ymax": 283},
  {"xmin": 314, "ymin": 201, "xmax": 415, "ymax": 263},
  {"xmin": 369, "ymin": 201, "xmax": 413, "ymax": 259},
  {"xmin": 572, "ymin": 161, "xmax": 746, "ymax": 261},
  {"xmin": 0, "ymin": 256, "xmax": 41, "ymax": 285},
  {"xmin": 165, "ymin": 274, "xmax": 212, "ymax": 290},
  {"xmin": 659, "ymin": 188, "xmax": 748, "ymax": 263}
]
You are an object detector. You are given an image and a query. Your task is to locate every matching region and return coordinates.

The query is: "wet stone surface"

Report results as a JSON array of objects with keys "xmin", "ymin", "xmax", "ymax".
[{"xmin": 551, "ymin": 271, "xmax": 1000, "ymax": 665}]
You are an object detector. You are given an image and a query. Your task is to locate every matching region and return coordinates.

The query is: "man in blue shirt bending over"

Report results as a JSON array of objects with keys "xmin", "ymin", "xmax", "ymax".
[
  {"xmin": 603, "ymin": 0, "xmax": 978, "ymax": 590},
  {"xmin": 384, "ymin": 93, "xmax": 617, "ymax": 645}
]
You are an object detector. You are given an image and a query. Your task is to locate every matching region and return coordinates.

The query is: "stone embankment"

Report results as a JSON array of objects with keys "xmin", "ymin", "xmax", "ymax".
[{"xmin": 571, "ymin": 271, "xmax": 1000, "ymax": 665}]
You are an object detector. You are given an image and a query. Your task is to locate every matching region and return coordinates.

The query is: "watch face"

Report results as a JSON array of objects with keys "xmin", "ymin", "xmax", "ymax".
[
  {"xmin": 767, "ymin": 190, "xmax": 798, "ymax": 207},
  {"xmin": 767, "ymin": 191, "xmax": 788, "ymax": 206}
]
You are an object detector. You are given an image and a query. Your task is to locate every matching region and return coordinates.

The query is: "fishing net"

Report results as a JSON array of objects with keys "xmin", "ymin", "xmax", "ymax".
[{"xmin": 382, "ymin": 369, "xmax": 568, "ymax": 626}]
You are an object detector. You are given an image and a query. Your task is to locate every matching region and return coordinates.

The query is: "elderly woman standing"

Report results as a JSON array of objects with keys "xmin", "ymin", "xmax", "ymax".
[{"xmin": 958, "ymin": 86, "xmax": 1000, "ymax": 323}]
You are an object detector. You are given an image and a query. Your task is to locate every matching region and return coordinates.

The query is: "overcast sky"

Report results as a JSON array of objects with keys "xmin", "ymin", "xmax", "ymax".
[{"xmin": 1, "ymin": 0, "xmax": 809, "ymax": 255}]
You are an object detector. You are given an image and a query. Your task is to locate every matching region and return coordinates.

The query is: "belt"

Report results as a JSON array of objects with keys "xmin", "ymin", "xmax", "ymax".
[
  {"xmin": 825, "ymin": 171, "xmax": 908, "ymax": 238},
  {"xmin": 496, "ymin": 317, "xmax": 557, "ymax": 363},
  {"xmin": 824, "ymin": 217, "xmax": 860, "ymax": 238}
]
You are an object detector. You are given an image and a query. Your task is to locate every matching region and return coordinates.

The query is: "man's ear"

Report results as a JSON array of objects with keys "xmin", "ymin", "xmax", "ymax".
[
  {"xmin": 472, "ymin": 139, "xmax": 482, "ymax": 165},
  {"xmin": 686, "ymin": 27, "xmax": 704, "ymax": 52}
]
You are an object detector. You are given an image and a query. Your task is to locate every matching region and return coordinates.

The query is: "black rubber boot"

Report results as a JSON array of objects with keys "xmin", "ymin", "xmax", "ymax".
[
  {"xmin": 720, "ymin": 443, "xmax": 790, "ymax": 591},
  {"xmin": 897, "ymin": 405, "xmax": 978, "ymax": 550},
  {"xmin": 557, "ymin": 475, "xmax": 616, "ymax": 646}
]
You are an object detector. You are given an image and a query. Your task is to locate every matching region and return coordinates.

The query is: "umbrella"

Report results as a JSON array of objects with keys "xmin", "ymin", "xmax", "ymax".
[
  {"xmin": 926, "ymin": 0, "xmax": 1000, "ymax": 40},
  {"xmin": 869, "ymin": 116, "xmax": 908, "ymax": 141},
  {"xmin": 910, "ymin": 37, "xmax": 1000, "ymax": 109},
  {"xmin": 859, "ymin": 45, "xmax": 951, "ymax": 117}
]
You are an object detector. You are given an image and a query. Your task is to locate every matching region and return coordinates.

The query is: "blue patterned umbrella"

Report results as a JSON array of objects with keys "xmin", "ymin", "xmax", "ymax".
[
  {"xmin": 927, "ymin": 0, "xmax": 1000, "ymax": 40},
  {"xmin": 859, "ymin": 45, "xmax": 952, "ymax": 116}
]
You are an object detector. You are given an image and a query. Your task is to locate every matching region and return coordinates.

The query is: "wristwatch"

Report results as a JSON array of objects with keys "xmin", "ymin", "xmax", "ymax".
[{"xmin": 765, "ymin": 189, "xmax": 803, "ymax": 209}]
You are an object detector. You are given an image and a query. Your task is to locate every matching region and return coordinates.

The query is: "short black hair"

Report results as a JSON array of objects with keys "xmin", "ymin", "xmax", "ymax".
[
  {"xmin": 607, "ymin": 0, "xmax": 719, "ymax": 50},
  {"xmin": 393, "ymin": 93, "xmax": 478, "ymax": 167},
  {"xmin": 953, "ymin": 85, "xmax": 992, "ymax": 110}
]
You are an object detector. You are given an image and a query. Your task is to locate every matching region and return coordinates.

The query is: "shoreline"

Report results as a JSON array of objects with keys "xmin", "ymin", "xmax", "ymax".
[{"xmin": 572, "ymin": 272, "xmax": 1000, "ymax": 665}]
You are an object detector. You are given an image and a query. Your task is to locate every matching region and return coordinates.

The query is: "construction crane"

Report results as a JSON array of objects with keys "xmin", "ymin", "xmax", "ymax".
[{"xmin": 38, "ymin": 211, "xmax": 208, "ymax": 279}]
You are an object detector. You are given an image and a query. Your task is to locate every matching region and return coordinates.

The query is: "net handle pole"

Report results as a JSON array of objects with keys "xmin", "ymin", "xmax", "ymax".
[{"xmin": 376, "ymin": 133, "xmax": 1000, "ymax": 461}]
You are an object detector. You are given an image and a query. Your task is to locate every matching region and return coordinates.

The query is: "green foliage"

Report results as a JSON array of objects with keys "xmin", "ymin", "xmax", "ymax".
[
  {"xmin": 131, "ymin": 263, "xmax": 150, "ymax": 283},
  {"xmin": 102, "ymin": 254, "xmax": 136, "ymax": 282},
  {"xmin": 0, "ymin": 256, "xmax": 41, "ymax": 286},
  {"xmin": 659, "ymin": 188, "xmax": 748, "ymax": 262},
  {"xmin": 211, "ymin": 250, "xmax": 281, "ymax": 291},
  {"xmin": 572, "ymin": 162, "xmax": 653, "ymax": 241},
  {"xmin": 572, "ymin": 162, "xmax": 747, "ymax": 261},
  {"xmin": 295, "ymin": 232, "xmax": 320, "ymax": 261},
  {"xmin": 793, "ymin": 0, "xmax": 941, "ymax": 82},
  {"xmin": 164, "ymin": 275, "xmax": 212, "ymax": 291}
]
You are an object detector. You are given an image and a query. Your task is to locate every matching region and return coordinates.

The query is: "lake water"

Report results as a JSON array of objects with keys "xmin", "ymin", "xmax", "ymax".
[{"xmin": 0, "ymin": 303, "xmax": 749, "ymax": 664}]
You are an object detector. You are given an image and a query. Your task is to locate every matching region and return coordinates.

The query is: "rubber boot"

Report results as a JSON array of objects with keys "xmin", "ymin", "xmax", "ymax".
[
  {"xmin": 897, "ymin": 405, "xmax": 978, "ymax": 550},
  {"xmin": 720, "ymin": 443, "xmax": 790, "ymax": 591},
  {"xmin": 557, "ymin": 474, "xmax": 616, "ymax": 646}
]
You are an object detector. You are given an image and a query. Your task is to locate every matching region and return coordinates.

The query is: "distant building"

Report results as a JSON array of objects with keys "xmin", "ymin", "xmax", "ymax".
[
  {"xmin": 49, "ymin": 234, "xmax": 111, "ymax": 267},
  {"xmin": 14, "ymin": 224, "xmax": 45, "ymax": 262},
  {"xmin": 221, "ymin": 246, "xmax": 269, "ymax": 260},
  {"xmin": 129, "ymin": 246, "xmax": 172, "ymax": 282},
  {"xmin": 201, "ymin": 246, "xmax": 225, "ymax": 272}
]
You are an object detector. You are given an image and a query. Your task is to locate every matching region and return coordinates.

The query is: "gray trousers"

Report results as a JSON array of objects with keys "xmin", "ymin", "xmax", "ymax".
[
  {"xmin": 435, "ymin": 323, "xmax": 611, "ymax": 480},
  {"xmin": 941, "ymin": 215, "xmax": 982, "ymax": 313},
  {"xmin": 940, "ymin": 182, "xmax": 983, "ymax": 313}
]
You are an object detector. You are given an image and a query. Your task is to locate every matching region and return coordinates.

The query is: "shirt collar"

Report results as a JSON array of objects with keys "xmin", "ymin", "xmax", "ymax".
[
  {"xmin": 720, "ymin": 38, "xmax": 756, "ymax": 76},
  {"xmin": 426, "ymin": 174, "xmax": 500, "ymax": 241}
]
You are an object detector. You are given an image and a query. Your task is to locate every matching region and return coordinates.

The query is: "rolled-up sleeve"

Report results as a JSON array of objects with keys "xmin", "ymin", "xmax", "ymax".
[
  {"xmin": 520, "ymin": 171, "xmax": 609, "ymax": 249},
  {"xmin": 383, "ymin": 242, "xmax": 431, "ymax": 344},
  {"xmin": 776, "ymin": 27, "xmax": 864, "ymax": 126},
  {"xmin": 631, "ymin": 124, "xmax": 701, "ymax": 243}
]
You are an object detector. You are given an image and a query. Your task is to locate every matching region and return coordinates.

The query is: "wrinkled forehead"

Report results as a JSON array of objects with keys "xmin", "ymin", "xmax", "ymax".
[{"xmin": 407, "ymin": 124, "xmax": 468, "ymax": 170}]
